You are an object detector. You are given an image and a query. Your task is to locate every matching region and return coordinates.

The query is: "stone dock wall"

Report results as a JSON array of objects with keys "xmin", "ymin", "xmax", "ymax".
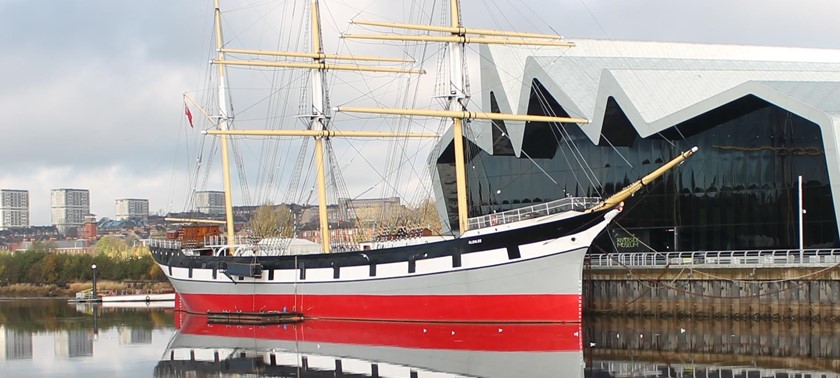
[{"xmin": 583, "ymin": 264, "xmax": 840, "ymax": 320}]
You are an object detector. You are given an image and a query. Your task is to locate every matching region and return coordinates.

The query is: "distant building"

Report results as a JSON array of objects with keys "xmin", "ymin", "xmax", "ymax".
[
  {"xmin": 233, "ymin": 203, "xmax": 301, "ymax": 221},
  {"xmin": 79, "ymin": 215, "xmax": 97, "ymax": 240},
  {"xmin": 194, "ymin": 191, "xmax": 225, "ymax": 215},
  {"xmin": 298, "ymin": 220, "xmax": 360, "ymax": 247},
  {"xmin": 298, "ymin": 198, "xmax": 407, "ymax": 244},
  {"xmin": 51, "ymin": 188, "xmax": 90, "ymax": 237},
  {"xmin": 0, "ymin": 189, "xmax": 29, "ymax": 230},
  {"xmin": 115, "ymin": 198, "xmax": 149, "ymax": 220},
  {"xmin": 17, "ymin": 239, "xmax": 90, "ymax": 253},
  {"xmin": 338, "ymin": 196, "xmax": 401, "ymax": 221},
  {"xmin": 0, "ymin": 225, "xmax": 60, "ymax": 250},
  {"xmin": 97, "ymin": 218, "xmax": 151, "ymax": 240},
  {"xmin": 299, "ymin": 204, "xmax": 342, "ymax": 226}
]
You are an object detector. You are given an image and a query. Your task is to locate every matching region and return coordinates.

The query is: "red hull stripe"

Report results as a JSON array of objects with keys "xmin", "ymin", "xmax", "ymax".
[
  {"xmin": 179, "ymin": 293, "xmax": 582, "ymax": 323},
  {"xmin": 180, "ymin": 316, "xmax": 582, "ymax": 352}
]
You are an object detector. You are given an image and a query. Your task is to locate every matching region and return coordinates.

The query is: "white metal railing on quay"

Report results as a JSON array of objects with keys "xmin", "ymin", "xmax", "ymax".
[
  {"xmin": 589, "ymin": 249, "xmax": 840, "ymax": 269},
  {"xmin": 467, "ymin": 196, "xmax": 601, "ymax": 230}
]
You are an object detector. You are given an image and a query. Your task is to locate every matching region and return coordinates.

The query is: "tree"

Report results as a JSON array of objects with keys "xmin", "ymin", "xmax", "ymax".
[
  {"xmin": 247, "ymin": 203, "xmax": 294, "ymax": 238},
  {"xmin": 414, "ymin": 198, "xmax": 442, "ymax": 234},
  {"xmin": 148, "ymin": 259, "xmax": 167, "ymax": 281},
  {"xmin": 39, "ymin": 253, "xmax": 61, "ymax": 284},
  {"xmin": 350, "ymin": 198, "xmax": 443, "ymax": 241},
  {"xmin": 94, "ymin": 236, "xmax": 129, "ymax": 258}
]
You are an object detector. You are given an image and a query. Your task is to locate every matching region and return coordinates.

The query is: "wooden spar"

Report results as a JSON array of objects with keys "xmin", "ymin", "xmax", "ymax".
[
  {"xmin": 314, "ymin": 137, "xmax": 330, "ymax": 253},
  {"xmin": 205, "ymin": 129, "xmax": 437, "ymax": 138},
  {"xmin": 183, "ymin": 93, "xmax": 213, "ymax": 124},
  {"xmin": 586, "ymin": 146, "xmax": 699, "ymax": 213},
  {"xmin": 335, "ymin": 106, "xmax": 589, "ymax": 124},
  {"xmin": 350, "ymin": 20, "xmax": 566, "ymax": 40},
  {"xmin": 213, "ymin": 59, "xmax": 424, "ymax": 74},
  {"xmin": 164, "ymin": 217, "xmax": 227, "ymax": 225},
  {"xmin": 449, "ymin": 0, "xmax": 459, "ymax": 36},
  {"xmin": 213, "ymin": 0, "xmax": 236, "ymax": 249},
  {"xmin": 449, "ymin": 0, "xmax": 468, "ymax": 235},
  {"xmin": 219, "ymin": 48, "xmax": 415, "ymax": 63},
  {"xmin": 342, "ymin": 34, "xmax": 575, "ymax": 47},
  {"xmin": 453, "ymin": 118, "xmax": 469, "ymax": 232}
]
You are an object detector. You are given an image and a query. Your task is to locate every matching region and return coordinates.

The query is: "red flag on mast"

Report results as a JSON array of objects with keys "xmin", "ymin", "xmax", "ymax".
[{"xmin": 184, "ymin": 102, "xmax": 194, "ymax": 128}]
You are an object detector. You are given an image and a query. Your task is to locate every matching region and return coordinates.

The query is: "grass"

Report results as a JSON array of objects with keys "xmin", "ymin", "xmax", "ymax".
[{"xmin": 0, "ymin": 280, "xmax": 173, "ymax": 298}]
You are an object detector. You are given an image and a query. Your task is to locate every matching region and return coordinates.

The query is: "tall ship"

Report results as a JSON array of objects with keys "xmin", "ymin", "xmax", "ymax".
[{"xmin": 149, "ymin": 0, "xmax": 696, "ymax": 323}]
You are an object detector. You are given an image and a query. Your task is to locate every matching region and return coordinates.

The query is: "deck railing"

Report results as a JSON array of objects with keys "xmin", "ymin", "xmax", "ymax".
[
  {"xmin": 145, "ymin": 235, "xmax": 254, "ymax": 251},
  {"xmin": 589, "ymin": 249, "xmax": 840, "ymax": 269},
  {"xmin": 467, "ymin": 196, "xmax": 601, "ymax": 230},
  {"xmin": 145, "ymin": 239, "xmax": 181, "ymax": 249}
]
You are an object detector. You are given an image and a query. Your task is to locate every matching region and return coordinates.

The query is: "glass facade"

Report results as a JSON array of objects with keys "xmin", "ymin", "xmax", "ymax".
[{"xmin": 436, "ymin": 80, "xmax": 837, "ymax": 252}]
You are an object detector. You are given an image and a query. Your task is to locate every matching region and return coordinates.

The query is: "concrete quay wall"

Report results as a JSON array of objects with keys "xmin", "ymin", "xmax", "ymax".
[{"xmin": 583, "ymin": 265, "xmax": 840, "ymax": 320}]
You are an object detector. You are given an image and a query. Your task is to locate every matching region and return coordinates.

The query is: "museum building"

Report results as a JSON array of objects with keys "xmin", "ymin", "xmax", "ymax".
[{"xmin": 431, "ymin": 39, "xmax": 840, "ymax": 253}]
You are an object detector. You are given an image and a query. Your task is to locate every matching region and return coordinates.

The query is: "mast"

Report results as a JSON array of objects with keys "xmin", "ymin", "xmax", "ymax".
[
  {"xmin": 447, "ymin": 0, "xmax": 470, "ymax": 235},
  {"xmin": 213, "ymin": 0, "xmax": 236, "ymax": 247},
  {"xmin": 308, "ymin": 0, "xmax": 332, "ymax": 253}
]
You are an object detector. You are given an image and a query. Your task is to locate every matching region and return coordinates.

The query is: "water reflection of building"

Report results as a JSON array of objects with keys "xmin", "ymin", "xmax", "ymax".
[
  {"xmin": 585, "ymin": 317, "xmax": 840, "ymax": 375},
  {"xmin": 589, "ymin": 361, "xmax": 838, "ymax": 378},
  {"xmin": 54, "ymin": 329, "xmax": 93, "ymax": 358},
  {"xmin": 118, "ymin": 326, "xmax": 151, "ymax": 345},
  {"xmin": 0, "ymin": 326, "xmax": 33, "ymax": 360}
]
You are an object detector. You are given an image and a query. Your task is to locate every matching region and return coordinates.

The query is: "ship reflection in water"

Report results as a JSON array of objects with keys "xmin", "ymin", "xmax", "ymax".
[
  {"xmin": 156, "ymin": 313, "xmax": 840, "ymax": 378},
  {"xmin": 154, "ymin": 314, "xmax": 586, "ymax": 378}
]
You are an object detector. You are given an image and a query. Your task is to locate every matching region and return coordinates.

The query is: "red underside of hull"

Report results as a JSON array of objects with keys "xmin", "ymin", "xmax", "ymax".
[
  {"xmin": 178, "ymin": 315, "xmax": 582, "ymax": 352},
  {"xmin": 178, "ymin": 293, "xmax": 582, "ymax": 323}
]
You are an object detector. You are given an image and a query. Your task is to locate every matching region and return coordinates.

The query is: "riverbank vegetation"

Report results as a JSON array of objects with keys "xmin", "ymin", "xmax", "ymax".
[{"xmin": 0, "ymin": 236, "xmax": 169, "ymax": 297}]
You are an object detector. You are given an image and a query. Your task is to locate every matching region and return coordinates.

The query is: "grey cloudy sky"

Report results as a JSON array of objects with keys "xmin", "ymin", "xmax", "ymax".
[{"xmin": 1, "ymin": 0, "xmax": 839, "ymax": 226}]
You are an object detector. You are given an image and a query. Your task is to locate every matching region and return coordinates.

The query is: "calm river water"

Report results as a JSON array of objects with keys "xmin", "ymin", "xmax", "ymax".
[{"xmin": 0, "ymin": 298, "xmax": 837, "ymax": 377}]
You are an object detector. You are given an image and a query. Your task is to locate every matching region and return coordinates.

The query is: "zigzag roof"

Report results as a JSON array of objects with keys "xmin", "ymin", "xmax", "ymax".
[{"xmin": 476, "ymin": 39, "xmax": 840, "ymax": 156}]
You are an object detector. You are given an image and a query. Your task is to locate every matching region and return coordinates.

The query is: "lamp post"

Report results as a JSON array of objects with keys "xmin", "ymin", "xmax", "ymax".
[
  {"xmin": 798, "ymin": 175, "xmax": 804, "ymax": 263},
  {"xmin": 91, "ymin": 264, "xmax": 97, "ymax": 300}
]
